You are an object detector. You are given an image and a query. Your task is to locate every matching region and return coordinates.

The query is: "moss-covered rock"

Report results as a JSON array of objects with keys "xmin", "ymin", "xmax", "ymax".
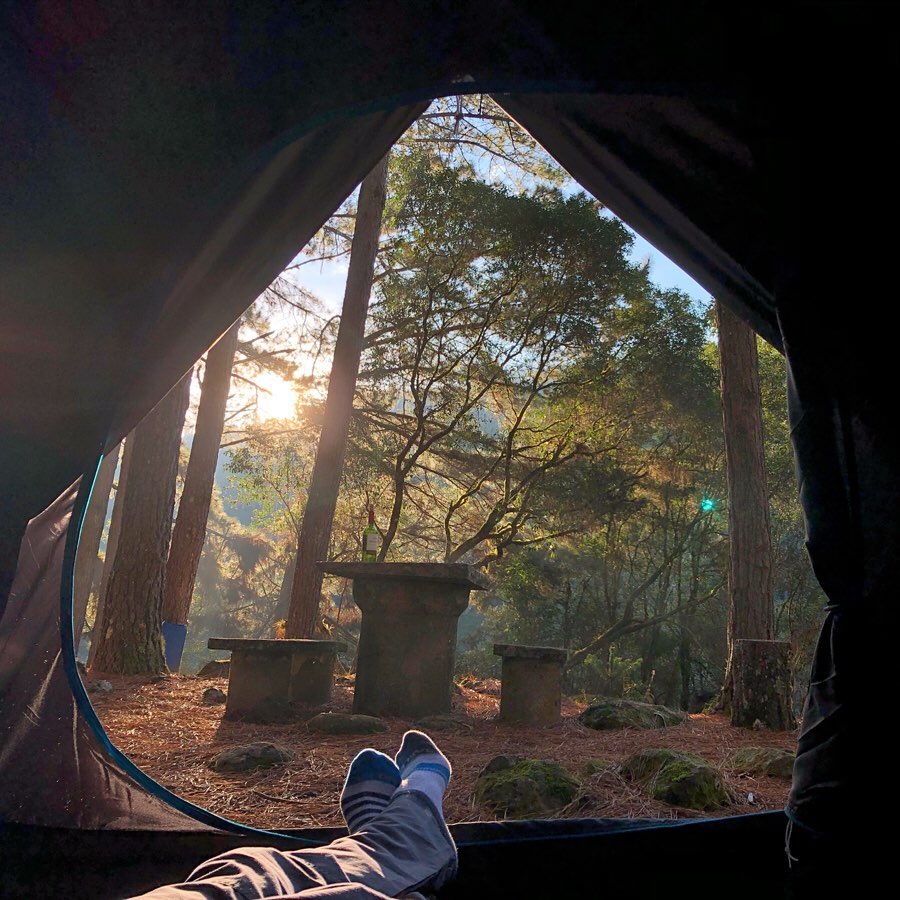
[
  {"xmin": 306, "ymin": 712, "xmax": 388, "ymax": 735},
  {"xmin": 580, "ymin": 758, "xmax": 612, "ymax": 778},
  {"xmin": 578, "ymin": 699, "xmax": 685, "ymax": 731},
  {"xmin": 208, "ymin": 742, "xmax": 293, "ymax": 772},
  {"xmin": 725, "ymin": 747, "xmax": 795, "ymax": 779},
  {"xmin": 474, "ymin": 756, "xmax": 580, "ymax": 818},
  {"xmin": 618, "ymin": 748, "xmax": 680, "ymax": 781},
  {"xmin": 619, "ymin": 748, "xmax": 730, "ymax": 811}
]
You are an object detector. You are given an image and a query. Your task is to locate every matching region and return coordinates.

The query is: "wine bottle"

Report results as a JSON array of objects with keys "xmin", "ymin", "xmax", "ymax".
[{"xmin": 361, "ymin": 505, "xmax": 380, "ymax": 562}]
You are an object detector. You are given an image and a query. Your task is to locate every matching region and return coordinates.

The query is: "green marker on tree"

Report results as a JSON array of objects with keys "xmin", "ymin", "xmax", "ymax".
[{"xmin": 361, "ymin": 506, "xmax": 380, "ymax": 562}]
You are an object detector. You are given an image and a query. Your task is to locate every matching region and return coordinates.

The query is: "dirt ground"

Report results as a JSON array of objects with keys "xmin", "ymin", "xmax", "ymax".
[{"xmin": 89, "ymin": 673, "xmax": 798, "ymax": 830}]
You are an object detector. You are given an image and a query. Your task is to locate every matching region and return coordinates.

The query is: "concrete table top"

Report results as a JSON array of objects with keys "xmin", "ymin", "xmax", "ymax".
[
  {"xmin": 207, "ymin": 638, "xmax": 347, "ymax": 654},
  {"xmin": 318, "ymin": 561, "xmax": 489, "ymax": 590}
]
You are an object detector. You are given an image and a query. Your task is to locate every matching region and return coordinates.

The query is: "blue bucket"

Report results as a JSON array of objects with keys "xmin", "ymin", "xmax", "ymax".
[{"xmin": 161, "ymin": 621, "xmax": 188, "ymax": 672}]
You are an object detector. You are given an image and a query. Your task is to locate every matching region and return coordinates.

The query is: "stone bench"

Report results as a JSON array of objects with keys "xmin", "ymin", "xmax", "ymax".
[
  {"xmin": 493, "ymin": 644, "xmax": 567, "ymax": 725},
  {"xmin": 207, "ymin": 638, "xmax": 346, "ymax": 721}
]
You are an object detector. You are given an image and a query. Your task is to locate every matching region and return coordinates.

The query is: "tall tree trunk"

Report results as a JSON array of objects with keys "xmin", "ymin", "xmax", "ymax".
[
  {"xmin": 73, "ymin": 444, "xmax": 120, "ymax": 653},
  {"xmin": 285, "ymin": 153, "xmax": 390, "ymax": 639},
  {"xmin": 161, "ymin": 322, "xmax": 239, "ymax": 648},
  {"xmin": 273, "ymin": 552, "xmax": 297, "ymax": 626},
  {"xmin": 88, "ymin": 436, "xmax": 135, "ymax": 668},
  {"xmin": 716, "ymin": 300, "xmax": 779, "ymax": 718},
  {"xmin": 91, "ymin": 373, "xmax": 191, "ymax": 674}
]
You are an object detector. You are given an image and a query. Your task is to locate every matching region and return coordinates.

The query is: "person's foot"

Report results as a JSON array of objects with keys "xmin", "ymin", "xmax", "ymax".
[
  {"xmin": 340, "ymin": 748, "xmax": 401, "ymax": 832},
  {"xmin": 395, "ymin": 730, "xmax": 452, "ymax": 813}
]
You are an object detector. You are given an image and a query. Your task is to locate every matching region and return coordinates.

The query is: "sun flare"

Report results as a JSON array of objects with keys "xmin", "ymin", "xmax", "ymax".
[{"xmin": 254, "ymin": 371, "xmax": 299, "ymax": 421}]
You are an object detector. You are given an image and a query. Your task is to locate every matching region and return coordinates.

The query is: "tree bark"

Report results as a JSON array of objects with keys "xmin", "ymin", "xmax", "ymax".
[
  {"xmin": 716, "ymin": 300, "xmax": 776, "ymax": 724},
  {"xmin": 285, "ymin": 153, "xmax": 390, "ymax": 638},
  {"xmin": 90, "ymin": 372, "xmax": 191, "ymax": 674},
  {"xmin": 88, "ymin": 436, "xmax": 135, "ymax": 668},
  {"xmin": 273, "ymin": 552, "xmax": 297, "ymax": 626},
  {"xmin": 161, "ymin": 321, "xmax": 239, "ymax": 645},
  {"xmin": 731, "ymin": 639, "xmax": 793, "ymax": 729},
  {"xmin": 73, "ymin": 444, "xmax": 120, "ymax": 652}
]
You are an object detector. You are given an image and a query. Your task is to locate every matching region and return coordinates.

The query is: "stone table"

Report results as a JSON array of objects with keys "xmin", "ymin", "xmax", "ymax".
[
  {"xmin": 319, "ymin": 562, "xmax": 488, "ymax": 718},
  {"xmin": 493, "ymin": 643, "xmax": 568, "ymax": 725},
  {"xmin": 206, "ymin": 638, "xmax": 346, "ymax": 721}
]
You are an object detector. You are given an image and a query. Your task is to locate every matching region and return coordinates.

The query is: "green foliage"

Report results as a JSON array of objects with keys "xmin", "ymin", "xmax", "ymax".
[
  {"xmin": 356, "ymin": 148, "xmax": 719, "ymax": 574},
  {"xmin": 204, "ymin": 101, "xmax": 818, "ymax": 713},
  {"xmin": 226, "ymin": 427, "xmax": 312, "ymax": 537},
  {"xmin": 175, "ymin": 468, "xmax": 318, "ymax": 673}
]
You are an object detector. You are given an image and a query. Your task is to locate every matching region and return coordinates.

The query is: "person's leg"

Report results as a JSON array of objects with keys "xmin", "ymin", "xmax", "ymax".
[
  {"xmin": 394, "ymin": 731, "xmax": 452, "ymax": 816},
  {"xmin": 128, "ymin": 732, "xmax": 456, "ymax": 900},
  {"xmin": 339, "ymin": 748, "xmax": 401, "ymax": 833}
]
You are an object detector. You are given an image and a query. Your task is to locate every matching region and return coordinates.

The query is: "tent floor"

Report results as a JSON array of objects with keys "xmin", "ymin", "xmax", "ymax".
[{"xmin": 3, "ymin": 812, "xmax": 792, "ymax": 898}]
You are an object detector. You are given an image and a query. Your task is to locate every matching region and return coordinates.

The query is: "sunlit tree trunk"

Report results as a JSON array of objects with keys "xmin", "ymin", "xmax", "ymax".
[
  {"xmin": 91, "ymin": 373, "xmax": 191, "ymax": 674},
  {"xmin": 73, "ymin": 444, "xmax": 120, "ymax": 653},
  {"xmin": 273, "ymin": 552, "xmax": 297, "ymax": 627},
  {"xmin": 285, "ymin": 153, "xmax": 390, "ymax": 639},
  {"xmin": 88, "ymin": 436, "xmax": 135, "ymax": 668},
  {"xmin": 161, "ymin": 322, "xmax": 239, "ymax": 661}
]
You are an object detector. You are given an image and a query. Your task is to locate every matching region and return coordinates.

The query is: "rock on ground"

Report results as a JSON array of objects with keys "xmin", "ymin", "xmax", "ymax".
[
  {"xmin": 306, "ymin": 713, "xmax": 388, "ymax": 735},
  {"xmin": 619, "ymin": 748, "xmax": 730, "ymax": 811},
  {"xmin": 202, "ymin": 687, "xmax": 226, "ymax": 706},
  {"xmin": 197, "ymin": 660, "xmax": 231, "ymax": 678},
  {"xmin": 725, "ymin": 746, "xmax": 795, "ymax": 778},
  {"xmin": 579, "ymin": 699, "xmax": 685, "ymax": 731},
  {"xmin": 474, "ymin": 755, "xmax": 580, "ymax": 818},
  {"xmin": 414, "ymin": 714, "xmax": 463, "ymax": 732},
  {"xmin": 208, "ymin": 742, "xmax": 293, "ymax": 772}
]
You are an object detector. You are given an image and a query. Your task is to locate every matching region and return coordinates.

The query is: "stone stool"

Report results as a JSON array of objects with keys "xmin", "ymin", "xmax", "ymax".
[
  {"xmin": 493, "ymin": 643, "xmax": 567, "ymax": 725},
  {"xmin": 207, "ymin": 638, "xmax": 346, "ymax": 720}
]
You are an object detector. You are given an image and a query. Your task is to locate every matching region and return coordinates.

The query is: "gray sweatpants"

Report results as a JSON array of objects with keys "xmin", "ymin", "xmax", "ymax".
[{"xmin": 130, "ymin": 791, "xmax": 457, "ymax": 900}]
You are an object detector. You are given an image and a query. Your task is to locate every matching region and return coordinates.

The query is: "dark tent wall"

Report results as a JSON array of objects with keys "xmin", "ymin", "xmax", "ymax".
[
  {"xmin": 0, "ymin": 483, "xmax": 219, "ymax": 831},
  {"xmin": 500, "ymin": 93, "xmax": 776, "ymax": 347},
  {"xmin": 3, "ymin": 0, "xmax": 900, "ymax": 888},
  {"xmin": 1, "ymin": 1, "xmax": 779, "ymax": 550}
]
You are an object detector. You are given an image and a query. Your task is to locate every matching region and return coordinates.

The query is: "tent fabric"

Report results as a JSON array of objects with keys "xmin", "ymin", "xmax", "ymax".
[
  {"xmin": 499, "ymin": 92, "xmax": 777, "ymax": 348},
  {"xmin": 4, "ymin": 813, "xmax": 789, "ymax": 899},
  {"xmin": 0, "ymin": 481, "xmax": 212, "ymax": 831},
  {"xmin": 3, "ymin": 0, "xmax": 900, "ymax": 889}
]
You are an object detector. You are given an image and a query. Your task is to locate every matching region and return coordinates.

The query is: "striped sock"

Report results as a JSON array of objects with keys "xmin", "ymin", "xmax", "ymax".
[
  {"xmin": 395, "ymin": 730, "xmax": 452, "ymax": 814},
  {"xmin": 340, "ymin": 749, "xmax": 401, "ymax": 833}
]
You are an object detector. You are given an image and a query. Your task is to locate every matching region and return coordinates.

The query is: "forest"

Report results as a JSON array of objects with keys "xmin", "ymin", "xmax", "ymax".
[{"xmin": 78, "ymin": 97, "xmax": 825, "ymax": 717}]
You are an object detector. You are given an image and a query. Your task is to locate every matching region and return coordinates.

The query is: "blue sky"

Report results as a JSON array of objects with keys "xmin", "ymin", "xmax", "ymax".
[{"xmin": 623, "ymin": 229, "xmax": 710, "ymax": 308}]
